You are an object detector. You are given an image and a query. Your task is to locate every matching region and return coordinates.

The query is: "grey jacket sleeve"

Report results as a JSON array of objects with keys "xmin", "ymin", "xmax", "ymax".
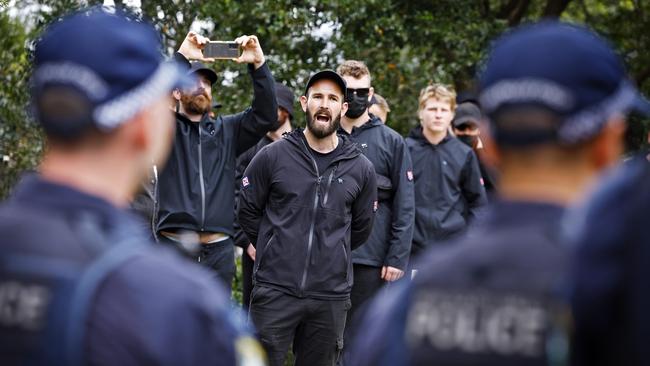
[
  {"xmin": 461, "ymin": 150, "xmax": 488, "ymax": 222},
  {"xmin": 237, "ymin": 147, "xmax": 271, "ymax": 247},
  {"xmin": 351, "ymin": 159, "xmax": 378, "ymax": 250},
  {"xmin": 230, "ymin": 63, "xmax": 278, "ymax": 155},
  {"xmin": 385, "ymin": 139, "xmax": 415, "ymax": 270}
]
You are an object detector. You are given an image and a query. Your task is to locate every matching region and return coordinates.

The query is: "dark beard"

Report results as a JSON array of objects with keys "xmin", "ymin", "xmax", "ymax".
[
  {"xmin": 180, "ymin": 91, "xmax": 211, "ymax": 115},
  {"xmin": 306, "ymin": 106, "xmax": 341, "ymax": 138}
]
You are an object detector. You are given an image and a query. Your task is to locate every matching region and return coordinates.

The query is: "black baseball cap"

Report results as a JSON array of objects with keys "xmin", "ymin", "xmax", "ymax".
[
  {"xmin": 189, "ymin": 62, "xmax": 217, "ymax": 85},
  {"xmin": 453, "ymin": 102, "xmax": 482, "ymax": 127},
  {"xmin": 275, "ymin": 82, "xmax": 294, "ymax": 118},
  {"xmin": 304, "ymin": 70, "xmax": 347, "ymax": 97}
]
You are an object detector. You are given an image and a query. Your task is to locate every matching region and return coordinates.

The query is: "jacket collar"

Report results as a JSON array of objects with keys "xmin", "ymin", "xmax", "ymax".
[
  {"xmin": 285, "ymin": 129, "xmax": 361, "ymax": 162},
  {"xmin": 338, "ymin": 114, "xmax": 383, "ymax": 135},
  {"xmin": 408, "ymin": 125, "xmax": 452, "ymax": 145}
]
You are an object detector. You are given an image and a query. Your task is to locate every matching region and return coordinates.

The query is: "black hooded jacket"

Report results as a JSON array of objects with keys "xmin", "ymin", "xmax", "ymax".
[
  {"xmin": 237, "ymin": 130, "xmax": 377, "ymax": 299},
  {"xmin": 406, "ymin": 127, "xmax": 487, "ymax": 258},
  {"xmin": 156, "ymin": 61, "xmax": 277, "ymax": 235},
  {"xmin": 339, "ymin": 115, "xmax": 415, "ymax": 270}
]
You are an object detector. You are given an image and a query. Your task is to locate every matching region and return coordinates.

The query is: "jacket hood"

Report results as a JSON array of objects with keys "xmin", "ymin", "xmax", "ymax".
[
  {"xmin": 408, "ymin": 125, "xmax": 452, "ymax": 145},
  {"xmin": 285, "ymin": 129, "xmax": 362, "ymax": 161}
]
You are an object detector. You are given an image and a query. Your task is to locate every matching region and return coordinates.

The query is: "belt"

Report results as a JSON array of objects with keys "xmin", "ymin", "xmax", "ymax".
[{"xmin": 159, "ymin": 230, "xmax": 229, "ymax": 245}]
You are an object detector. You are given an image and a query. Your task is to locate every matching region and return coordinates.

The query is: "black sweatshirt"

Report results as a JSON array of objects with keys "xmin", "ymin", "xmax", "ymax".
[
  {"xmin": 406, "ymin": 126, "xmax": 487, "ymax": 258},
  {"xmin": 156, "ymin": 54, "xmax": 277, "ymax": 235},
  {"xmin": 238, "ymin": 130, "xmax": 377, "ymax": 299},
  {"xmin": 339, "ymin": 115, "xmax": 415, "ymax": 271}
]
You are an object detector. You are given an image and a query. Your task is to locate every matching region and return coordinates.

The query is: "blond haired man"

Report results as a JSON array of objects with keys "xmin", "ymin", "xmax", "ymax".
[{"xmin": 406, "ymin": 84, "xmax": 487, "ymax": 265}]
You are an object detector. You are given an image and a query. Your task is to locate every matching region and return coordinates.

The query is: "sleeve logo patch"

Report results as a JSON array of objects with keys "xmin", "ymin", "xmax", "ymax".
[
  {"xmin": 373, "ymin": 200, "xmax": 378, "ymax": 212},
  {"xmin": 242, "ymin": 176, "xmax": 250, "ymax": 187},
  {"xmin": 407, "ymin": 170, "xmax": 414, "ymax": 181},
  {"xmin": 480, "ymin": 177, "xmax": 484, "ymax": 186}
]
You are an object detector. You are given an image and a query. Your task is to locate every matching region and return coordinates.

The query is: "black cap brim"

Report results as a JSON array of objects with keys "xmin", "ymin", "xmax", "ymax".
[
  {"xmin": 189, "ymin": 62, "xmax": 217, "ymax": 85},
  {"xmin": 304, "ymin": 70, "xmax": 346, "ymax": 97}
]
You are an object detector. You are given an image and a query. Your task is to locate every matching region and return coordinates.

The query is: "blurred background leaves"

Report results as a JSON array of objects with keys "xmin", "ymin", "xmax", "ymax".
[{"xmin": 2, "ymin": 0, "xmax": 650, "ymax": 199}]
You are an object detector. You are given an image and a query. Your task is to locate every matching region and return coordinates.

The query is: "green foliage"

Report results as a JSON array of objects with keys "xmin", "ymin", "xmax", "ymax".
[{"xmin": 2, "ymin": 0, "xmax": 650, "ymax": 199}]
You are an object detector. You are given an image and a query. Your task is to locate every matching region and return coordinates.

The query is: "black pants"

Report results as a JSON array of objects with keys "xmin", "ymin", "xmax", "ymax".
[
  {"xmin": 158, "ymin": 235, "xmax": 235, "ymax": 293},
  {"xmin": 249, "ymin": 286, "xmax": 351, "ymax": 366},
  {"xmin": 342, "ymin": 264, "xmax": 384, "ymax": 363},
  {"xmin": 241, "ymin": 251, "xmax": 254, "ymax": 310}
]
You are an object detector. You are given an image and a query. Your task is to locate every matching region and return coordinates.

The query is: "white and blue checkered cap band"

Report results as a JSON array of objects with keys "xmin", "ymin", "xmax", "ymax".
[
  {"xmin": 93, "ymin": 62, "xmax": 180, "ymax": 130},
  {"xmin": 34, "ymin": 62, "xmax": 110, "ymax": 101},
  {"xmin": 34, "ymin": 61, "xmax": 181, "ymax": 131},
  {"xmin": 480, "ymin": 78, "xmax": 639, "ymax": 144},
  {"xmin": 559, "ymin": 82, "xmax": 637, "ymax": 143}
]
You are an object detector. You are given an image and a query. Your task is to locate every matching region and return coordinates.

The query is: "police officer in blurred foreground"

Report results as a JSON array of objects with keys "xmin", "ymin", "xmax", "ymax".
[
  {"xmin": 347, "ymin": 21, "xmax": 646, "ymax": 366},
  {"xmin": 0, "ymin": 7, "xmax": 262, "ymax": 366}
]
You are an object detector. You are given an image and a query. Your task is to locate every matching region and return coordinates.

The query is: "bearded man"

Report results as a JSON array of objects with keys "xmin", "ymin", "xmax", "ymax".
[{"xmin": 238, "ymin": 70, "xmax": 377, "ymax": 366}]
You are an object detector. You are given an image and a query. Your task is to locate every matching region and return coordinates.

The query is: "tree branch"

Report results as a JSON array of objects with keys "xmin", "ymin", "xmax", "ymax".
[{"xmin": 542, "ymin": 0, "xmax": 573, "ymax": 18}]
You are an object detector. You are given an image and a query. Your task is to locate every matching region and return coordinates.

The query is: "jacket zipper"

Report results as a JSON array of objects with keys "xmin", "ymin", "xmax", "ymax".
[
  {"xmin": 322, "ymin": 165, "xmax": 338, "ymax": 206},
  {"xmin": 253, "ymin": 234, "xmax": 275, "ymax": 275},
  {"xmin": 299, "ymin": 138, "xmax": 322, "ymax": 295},
  {"xmin": 197, "ymin": 126, "xmax": 206, "ymax": 230}
]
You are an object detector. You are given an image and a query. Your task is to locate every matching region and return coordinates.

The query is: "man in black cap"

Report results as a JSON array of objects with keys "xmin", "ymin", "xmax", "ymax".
[
  {"xmin": 452, "ymin": 101, "xmax": 496, "ymax": 194},
  {"xmin": 238, "ymin": 71, "xmax": 377, "ymax": 366},
  {"xmin": 0, "ymin": 7, "xmax": 263, "ymax": 365},
  {"xmin": 234, "ymin": 82, "xmax": 295, "ymax": 309},
  {"xmin": 154, "ymin": 31, "xmax": 278, "ymax": 292},
  {"xmin": 347, "ymin": 21, "xmax": 641, "ymax": 366}
]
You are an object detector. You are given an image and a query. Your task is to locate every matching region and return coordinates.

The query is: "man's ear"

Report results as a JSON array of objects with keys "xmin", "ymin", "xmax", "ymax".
[
  {"xmin": 341, "ymin": 101, "xmax": 349, "ymax": 116},
  {"xmin": 300, "ymin": 95, "xmax": 308, "ymax": 112},
  {"xmin": 172, "ymin": 89, "xmax": 182, "ymax": 101},
  {"xmin": 590, "ymin": 115, "xmax": 626, "ymax": 170}
]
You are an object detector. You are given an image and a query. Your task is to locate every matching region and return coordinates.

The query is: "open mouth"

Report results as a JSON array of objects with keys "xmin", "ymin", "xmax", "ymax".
[{"xmin": 315, "ymin": 112, "xmax": 331, "ymax": 124}]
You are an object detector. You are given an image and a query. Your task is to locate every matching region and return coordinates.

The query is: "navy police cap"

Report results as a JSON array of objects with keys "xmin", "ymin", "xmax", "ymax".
[
  {"xmin": 32, "ymin": 7, "xmax": 192, "ymax": 136},
  {"xmin": 479, "ymin": 21, "xmax": 650, "ymax": 145}
]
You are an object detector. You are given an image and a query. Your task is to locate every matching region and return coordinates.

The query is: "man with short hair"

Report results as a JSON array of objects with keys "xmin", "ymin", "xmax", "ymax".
[
  {"xmin": 155, "ymin": 31, "xmax": 278, "ymax": 291},
  {"xmin": 336, "ymin": 60, "xmax": 414, "ymax": 337},
  {"xmin": 348, "ymin": 21, "xmax": 640, "ymax": 366},
  {"xmin": 407, "ymin": 84, "xmax": 487, "ymax": 263},
  {"xmin": 369, "ymin": 93, "xmax": 390, "ymax": 124},
  {"xmin": 234, "ymin": 82, "xmax": 295, "ymax": 309},
  {"xmin": 238, "ymin": 71, "xmax": 377, "ymax": 366},
  {"xmin": 0, "ymin": 7, "xmax": 262, "ymax": 365}
]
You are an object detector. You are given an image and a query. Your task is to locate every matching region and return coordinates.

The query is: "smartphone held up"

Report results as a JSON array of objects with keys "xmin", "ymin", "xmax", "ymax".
[{"xmin": 203, "ymin": 41, "xmax": 241, "ymax": 59}]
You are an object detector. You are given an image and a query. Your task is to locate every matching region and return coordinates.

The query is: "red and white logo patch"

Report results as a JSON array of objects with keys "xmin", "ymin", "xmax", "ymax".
[
  {"xmin": 242, "ymin": 176, "xmax": 250, "ymax": 187},
  {"xmin": 406, "ymin": 170, "xmax": 414, "ymax": 181},
  {"xmin": 373, "ymin": 200, "xmax": 378, "ymax": 212}
]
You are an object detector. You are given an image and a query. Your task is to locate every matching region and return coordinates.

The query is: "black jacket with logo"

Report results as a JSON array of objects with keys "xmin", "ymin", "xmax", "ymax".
[
  {"xmin": 233, "ymin": 135, "xmax": 274, "ymax": 249},
  {"xmin": 406, "ymin": 126, "xmax": 487, "ymax": 258},
  {"xmin": 339, "ymin": 115, "xmax": 414, "ymax": 270},
  {"xmin": 156, "ymin": 62, "xmax": 277, "ymax": 235},
  {"xmin": 237, "ymin": 130, "xmax": 377, "ymax": 299}
]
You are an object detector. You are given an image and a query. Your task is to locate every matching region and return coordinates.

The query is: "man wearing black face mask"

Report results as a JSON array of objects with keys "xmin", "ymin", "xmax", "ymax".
[
  {"xmin": 336, "ymin": 60, "xmax": 415, "ymax": 348},
  {"xmin": 452, "ymin": 102, "xmax": 496, "ymax": 194}
]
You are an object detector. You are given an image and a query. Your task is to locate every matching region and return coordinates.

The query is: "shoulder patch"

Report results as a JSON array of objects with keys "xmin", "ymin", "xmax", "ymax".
[
  {"xmin": 242, "ymin": 176, "xmax": 250, "ymax": 188},
  {"xmin": 407, "ymin": 170, "xmax": 414, "ymax": 181}
]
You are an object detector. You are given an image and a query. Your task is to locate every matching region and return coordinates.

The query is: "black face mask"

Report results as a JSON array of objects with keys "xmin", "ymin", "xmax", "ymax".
[
  {"xmin": 457, "ymin": 134, "xmax": 479, "ymax": 148},
  {"xmin": 345, "ymin": 88, "xmax": 370, "ymax": 119}
]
